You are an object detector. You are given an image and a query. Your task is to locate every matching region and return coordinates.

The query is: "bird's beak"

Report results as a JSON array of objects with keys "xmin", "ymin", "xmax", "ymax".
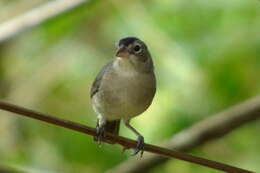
[{"xmin": 116, "ymin": 46, "xmax": 129, "ymax": 59}]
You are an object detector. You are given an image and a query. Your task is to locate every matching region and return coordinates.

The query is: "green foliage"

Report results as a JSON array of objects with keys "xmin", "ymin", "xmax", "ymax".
[{"xmin": 0, "ymin": 0, "xmax": 259, "ymax": 172}]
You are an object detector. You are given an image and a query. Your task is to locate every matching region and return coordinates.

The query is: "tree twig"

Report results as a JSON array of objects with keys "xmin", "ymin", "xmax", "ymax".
[
  {"xmin": 107, "ymin": 96, "xmax": 260, "ymax": 173},
  {"xmin": 0, "ymin": 101, "xmax": 256, "ymax": 173},
  {"xmin": 0, "ymin": 0, "xmax": 88, "ymax": 43},
  {"xmin": 0, "ymin": 166, "xmax": 25, "ymax": 173}
]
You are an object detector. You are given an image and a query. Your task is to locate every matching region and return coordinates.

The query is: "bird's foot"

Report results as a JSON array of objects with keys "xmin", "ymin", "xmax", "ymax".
[
  {"xmin": 94, "ymin": 125, "xmax": 106, "ymax": 145},
  {"xmin": 131, "ymin": 135, "xmax": 144, "ymax": 157}
]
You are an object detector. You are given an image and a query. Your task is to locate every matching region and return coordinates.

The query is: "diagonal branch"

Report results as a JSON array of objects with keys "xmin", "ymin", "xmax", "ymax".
[
  {"xmin": 0, "ymin": 101, "xmax": 256, "ymax": 173},
  {"xmin": 107, "ymin": 96, "xmax": 260, "ymax": 173},
  {"xmin": 0, "ymin": 0, "xmax": 88, "ymax": 43},
  {"xmin": 0, "ymin": 166, "xmax": 25, "ymax": 173}
]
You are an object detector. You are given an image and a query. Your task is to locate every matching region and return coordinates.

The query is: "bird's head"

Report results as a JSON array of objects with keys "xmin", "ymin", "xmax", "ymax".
[{"xmin": 116, "ymin": 37, "xmax": 151, "ymax": 63}]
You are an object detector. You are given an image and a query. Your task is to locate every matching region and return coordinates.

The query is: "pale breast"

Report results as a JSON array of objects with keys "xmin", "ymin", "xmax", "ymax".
[{"xmin": 94, "ymin": 68, "xmax": 156, "ymax": 120}]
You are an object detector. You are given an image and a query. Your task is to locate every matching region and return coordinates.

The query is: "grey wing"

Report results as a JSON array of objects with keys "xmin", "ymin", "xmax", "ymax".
[{"xmin": 90, "ymin": 61, "xmax": 113, "ymax": 98}]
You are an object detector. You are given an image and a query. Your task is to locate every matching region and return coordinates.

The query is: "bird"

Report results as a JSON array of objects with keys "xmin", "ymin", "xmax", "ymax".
[{"xmin": 90, "ymin": 37, "xmax": 156, "ymax": 156}]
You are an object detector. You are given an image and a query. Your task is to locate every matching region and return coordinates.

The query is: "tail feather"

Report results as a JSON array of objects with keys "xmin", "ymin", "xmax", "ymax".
[
  {"xmin": 94, "ymin": 120, "xmax": 120, "ymax": 144},
  {"xmin": 106, "ymin": 120, "xmax": 120, "ymax": 136}
]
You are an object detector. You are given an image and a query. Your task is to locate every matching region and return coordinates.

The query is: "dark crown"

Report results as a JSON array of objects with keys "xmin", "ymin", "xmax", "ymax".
[{"xmin": 118, "ymin": 37, "xmax": 139, "ymax": 47}]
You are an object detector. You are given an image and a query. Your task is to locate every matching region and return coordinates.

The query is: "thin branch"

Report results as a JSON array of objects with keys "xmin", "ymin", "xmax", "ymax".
[
  {"xmin": 0, "ymin": 101, "xmax": 255, "ymax": 173},
  {"xmin": 107, "ymin": 96, "xmax": 260, "ymax": 173},
  {"xmin": 0, "ymin": 169, "xmax": 23, "ymax": 173},
  {"xmin": 0, "ymin": 0, "xmax": 88, "ymax": 43},
  {"xmin": 0, "ymin": 165, "xmax": 25, "ymax": 173}
]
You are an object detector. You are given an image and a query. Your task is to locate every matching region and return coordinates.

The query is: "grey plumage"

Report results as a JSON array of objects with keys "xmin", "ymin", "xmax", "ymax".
[{"xmin": 91, "ymin": 62, "xmax": 113, "ymax": 98}]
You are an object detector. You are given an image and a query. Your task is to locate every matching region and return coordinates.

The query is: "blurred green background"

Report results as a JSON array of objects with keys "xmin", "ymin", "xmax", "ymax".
[{"xmin": 0, "ymin": 0, "xmax": 260, "ymax": 172}]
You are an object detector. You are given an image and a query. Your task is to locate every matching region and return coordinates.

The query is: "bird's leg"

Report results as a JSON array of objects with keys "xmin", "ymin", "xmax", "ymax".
[
  {"xmin": 94, "ymin": 116, "xmax": 106, "ymax": 145},
  {"xmin": 124, "ymin": 119, "xmax": 144, "ymax": 157}
]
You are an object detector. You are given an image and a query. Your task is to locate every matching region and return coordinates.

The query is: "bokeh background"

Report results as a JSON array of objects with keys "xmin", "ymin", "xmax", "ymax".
[{"xmin": 0, "ymin": 0, "xmax": 260, "ymax": 172}]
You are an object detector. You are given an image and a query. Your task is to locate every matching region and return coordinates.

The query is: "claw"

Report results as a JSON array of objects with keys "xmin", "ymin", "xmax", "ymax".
[
  {"xmin": 131, "ymin": 135, "xmax": 144, "ymax": 157},
  {"xmin": 94, "ymin": 125, "xmax": 106, "ymax": 145}
]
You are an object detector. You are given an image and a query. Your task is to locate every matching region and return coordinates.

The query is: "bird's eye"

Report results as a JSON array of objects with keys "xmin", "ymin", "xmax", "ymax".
[{"xmin": 133, "ymin": 45, "xmax": 141, "ymax": 53}]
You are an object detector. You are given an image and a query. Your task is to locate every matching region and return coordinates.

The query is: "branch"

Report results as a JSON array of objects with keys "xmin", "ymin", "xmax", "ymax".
[
  {"xmin": 107, "ymin": 96, "xmax": 260, "ymax": 173},
  {"xmin": 0, "ymin": 165, "xmax": 25, "ymax": 173},
  {"xmin": 0, "ymin": 0, "xmax": 88, "ymax": 43},
  {"xmin": 0, "ymin": 101, "xmax": 255, "ymax": 173}
]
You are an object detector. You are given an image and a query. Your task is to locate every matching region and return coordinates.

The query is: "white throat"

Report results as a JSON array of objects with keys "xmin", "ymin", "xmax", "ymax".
[{"xmin": 113, "ymin": 57, "xmax": 138, "ymax": 76}]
